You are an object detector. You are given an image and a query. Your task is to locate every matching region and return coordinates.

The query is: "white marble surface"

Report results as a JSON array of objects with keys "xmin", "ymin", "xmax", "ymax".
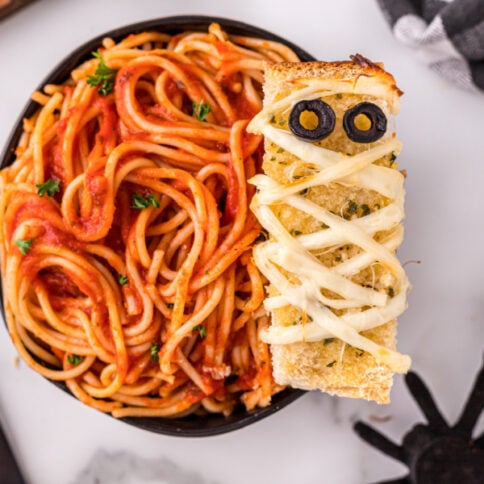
[{"xmin": 0, "ymin": 1, "xmax": 483, "ymax": 483}]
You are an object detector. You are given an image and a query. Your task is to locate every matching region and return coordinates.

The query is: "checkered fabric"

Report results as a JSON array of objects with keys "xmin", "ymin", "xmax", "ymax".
[{"xmin": 377, "ymin": 0, "xmax": 484, "ymax": 92}]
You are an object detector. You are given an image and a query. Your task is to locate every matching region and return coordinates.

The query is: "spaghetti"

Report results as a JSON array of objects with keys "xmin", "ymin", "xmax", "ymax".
[{"xmin": 0, "ymin": 23, "xmax": 300, "ymax": 417}]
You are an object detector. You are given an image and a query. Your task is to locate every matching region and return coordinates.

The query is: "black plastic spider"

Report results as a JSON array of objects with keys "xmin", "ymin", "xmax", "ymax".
[{"xmin": 354, "ymin": 355, "xmax": 484, "ymax": 483}]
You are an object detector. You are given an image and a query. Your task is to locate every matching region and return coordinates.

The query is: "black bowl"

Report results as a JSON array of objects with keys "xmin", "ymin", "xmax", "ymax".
[{"xmin": 0, "ymin": 15, "xmax": 312, "ymax": 437}]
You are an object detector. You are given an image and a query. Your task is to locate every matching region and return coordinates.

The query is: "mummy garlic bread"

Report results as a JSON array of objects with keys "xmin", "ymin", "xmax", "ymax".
[{"xmin": 247, "ymin": 56, "xmax": 410, "ymax": 403}]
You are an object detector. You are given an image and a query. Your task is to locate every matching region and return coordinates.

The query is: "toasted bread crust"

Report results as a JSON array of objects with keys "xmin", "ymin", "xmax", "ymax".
[{"xmin": 263, "ymin": 58, "xmax": 403, "ymax": 106}]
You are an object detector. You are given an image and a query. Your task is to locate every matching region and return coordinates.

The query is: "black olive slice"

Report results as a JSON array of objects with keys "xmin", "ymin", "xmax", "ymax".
[
  {"xmin": 288, "ymin": 100, "xmax": 335, "ymax": 142},
  {"xmin": 343, "ymin": 102, "xmax": 387, "ymax": 143}
]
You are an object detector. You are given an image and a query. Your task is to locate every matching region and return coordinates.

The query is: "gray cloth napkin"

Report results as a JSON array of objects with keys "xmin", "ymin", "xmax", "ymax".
[{"xmin": 377, "ymin": 0, "xmax": 484, "ymax": 92}]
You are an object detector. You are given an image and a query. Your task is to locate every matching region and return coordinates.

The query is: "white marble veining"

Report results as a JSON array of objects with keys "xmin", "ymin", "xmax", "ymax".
[
  {"xmin": 71, "ymin": 450, "xmax": 216, "ymax": 484},
  {"xmin": 0, "ymin": 1, "xmax": 483, "ymax": 483}
]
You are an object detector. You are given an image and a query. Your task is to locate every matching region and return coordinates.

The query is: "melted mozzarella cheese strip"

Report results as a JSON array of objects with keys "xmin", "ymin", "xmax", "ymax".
[
  {"xmin": 252, "ymin": 126, "xmax": 405, "ymax": 202},
  {"xmin": 248, "ymin": 109, "xmax": 410, "ymax": 373}
]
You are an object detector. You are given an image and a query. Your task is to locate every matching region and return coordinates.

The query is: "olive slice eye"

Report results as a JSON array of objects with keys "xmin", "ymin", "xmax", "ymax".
[
  {"xmin": 288, "ymin": 100, "xmax": 336, "ymax": 142},
  {"xmin": 343, "ymin": 102, "xmax": 387, "ymax": 143}
]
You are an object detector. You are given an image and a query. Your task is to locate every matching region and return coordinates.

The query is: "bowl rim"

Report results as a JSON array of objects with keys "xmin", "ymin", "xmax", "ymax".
[{"xmin": 0, "ymin": 14, "xmax": 311, "ymax": 437}]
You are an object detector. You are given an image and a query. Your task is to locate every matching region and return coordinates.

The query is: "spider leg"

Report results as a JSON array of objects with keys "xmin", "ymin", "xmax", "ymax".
[
  {"xmin": 405, "ymin": 371, "xmax": 449, "ymax": 431},
  {"xmin": 353, "ymin": 421, "xmax": 406, "ymax": 463},
  {"xmin": 475, "ymin": 432, "xmax": 484, "ymax": 448},
  {"xmin": 453, "ymin": 353, "xmax": 484, "ymax": 436}
]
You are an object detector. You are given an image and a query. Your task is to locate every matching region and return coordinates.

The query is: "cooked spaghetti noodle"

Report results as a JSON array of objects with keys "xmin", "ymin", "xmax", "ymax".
[{"xmin": 0, "ymin": 23, "xmax": 299, "ymax": 417}]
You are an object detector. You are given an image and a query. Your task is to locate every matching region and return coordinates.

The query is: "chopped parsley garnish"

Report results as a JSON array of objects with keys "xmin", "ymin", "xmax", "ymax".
[
  {"xmin": 276, "ymin": 147, "xmax": 285, "ymax": 153},
  {"xmin": 131, "ymin": 193, "xmax": 160, "ymax": 210},
  {"xmin": 355, "ymin": 349, "xmax": 364, "ymax": 357},
  {"xmin": 361, "ymin": 204, "xmax": 371, "ymax": 216},
  {"xmin": 67, "ymin": 354, "xmax": 84, "ymax": 366},
  {"xmin": 192, "ymin": 100, "xmax": 211, "ymax": 122},
  {"xmin": 150, "ymin": 342, "xmax": 160, "ymax": 362},
  {"xmin": 324, "ymin": 338, "xmax": 335, "ymax": 346},
  {"xmin": 86, "ymin": 50, "xmax": 117, "ymax": 95},
  {"xmin": 192, "ymin": 324, "xmax": 207, "ymax": 338},
  {"xmin": 256, "ymin": 229, "xmax": 269, "ymax": 243},
  {"xmin": 146, "ymin": 194, "xmax": 160, "ymax": 207},
  {"xmin": 118, "ymin": 274, "xmax": 129, "ymax": 285},
  {"xmin": 15, "ymin": 238, "xmax": 34, "ymax": 255},
  {"xmin": 290, "ymin": 229, "xmax": 302, "ymax": 236},
  {"xmin": 344, "ymin": 200, "xmax": 372, "ymax": 219},
  {"xmin": 166, "ymin": 303, "xmax": 174, "ymax": 309},
  {"xmin": 36, "ymin": 179, "xmax": 60, "ymax": 197},
  {"xmin": 326, "ymin": 360, "xmax": 337, "ymax": 368},
  {"xmin": 270, "ymin": 115, "xmax": 276, "ymax": 124},
  {"xmin": 347, "ymin": 200, "xmax": 359, "ymax": 215},
  {"xmin": 387, "ymin": 286, "xmax": 395, "ymax": 298}
]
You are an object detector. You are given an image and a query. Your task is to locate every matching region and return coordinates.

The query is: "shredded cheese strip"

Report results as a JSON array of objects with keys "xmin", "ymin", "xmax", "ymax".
[{"xmin": 248, "ymin": 105, "xmax": 410, "ymax": 373}]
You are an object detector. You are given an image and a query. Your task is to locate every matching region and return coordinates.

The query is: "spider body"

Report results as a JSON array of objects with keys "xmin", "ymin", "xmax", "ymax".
[{"xmin": 405, "ymin": 430, "xmax": 484, "ymax": 483}]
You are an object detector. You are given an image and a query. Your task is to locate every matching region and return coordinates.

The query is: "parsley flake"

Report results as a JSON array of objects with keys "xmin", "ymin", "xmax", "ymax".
[
  {"xmin": 347, "ymin": 200, "xmax": 359, "ymax": 214},
  {"xmin": 86, "ymin": 50, "xmax": 117, "ymax": 95},
  {"xmin": 192, "ymin": 324, "xmax": 207, "ymax": 338},
  {"xmin": 67, "ymin": 354, "xmax": 84, "ymax": 366},
  {"xmin": 146, "ymin": 194, "xmax": 160, "ymax": 208},
  {"xmin": 150, "ymin": 342, "xmax": 160, "ymax": 362},
  {"xmin": 361, "ymin": 204, "xmax": 371, "ymax": 216},
  {"xmin": 256, "ymin": 228, "xmax": 269, "ymax": 243},
  {"xmin": 36, "ymin": 179, "xmax": 60, "ymax": 197},
  {"xmin": 326, "ymin": 360, "xmax": 337, "ymax": 368},
  {"xmin": 118, "ymin": 274, "xmax": 129, "ymax": 285},
  {"xmin": 15, "ymin": 239, "xmax": 34, "ymax": 255},
  {"xmin": 131, "ymin": 193, "xmax": 160, "ymax": 210},
  {"xmin": 192, "ymin": 100, "xmax": 211, "ymax": 122}
]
